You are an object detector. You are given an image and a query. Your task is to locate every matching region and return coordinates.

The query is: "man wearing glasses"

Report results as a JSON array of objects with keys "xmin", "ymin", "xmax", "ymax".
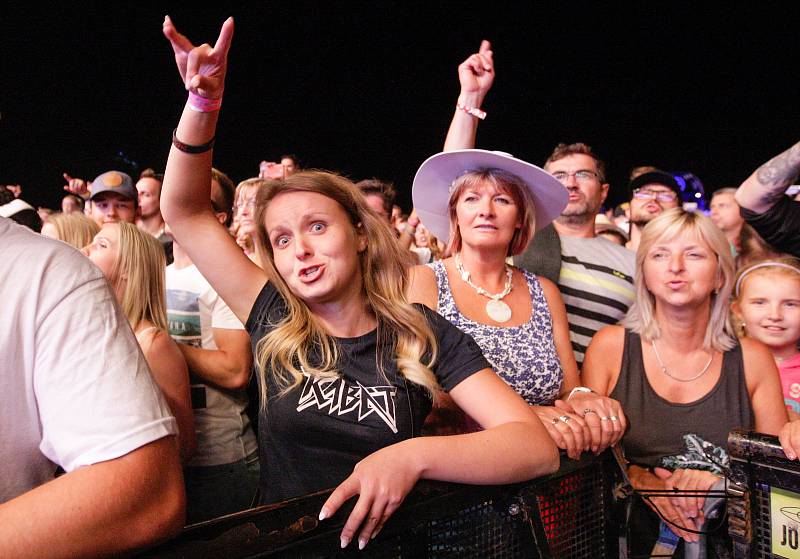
[
  {"xmin": 625, "ymin": 171, "xmax": 682, "ymax": 251},
  {"xmin": 517, "ymin": 143, "xmax": 635, "ymax": 369}
]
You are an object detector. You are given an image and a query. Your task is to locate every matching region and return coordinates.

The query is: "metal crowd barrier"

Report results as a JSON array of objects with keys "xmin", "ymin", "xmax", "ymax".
[
  {"xmin": 138, "ymin": 451, "xmax": 618, "ymax": 558},
  {"xmin": 728, "ymin": 429, "xmax": 800, "ymax": 558}
]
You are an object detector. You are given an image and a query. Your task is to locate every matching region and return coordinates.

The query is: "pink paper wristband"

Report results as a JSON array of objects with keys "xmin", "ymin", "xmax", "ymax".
[
  {"xmin": 188, "ymin": 91, "xmax": 223, "ymax": 113},
  {"xmin": 456, "ymin": 102, "xmax": 486, "ymax": 120}
]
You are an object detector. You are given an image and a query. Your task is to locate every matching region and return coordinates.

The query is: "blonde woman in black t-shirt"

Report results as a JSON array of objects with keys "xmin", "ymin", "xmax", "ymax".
[{"xmin": 159, "ymin": 17, "xmax": 558, "ymax": 550}]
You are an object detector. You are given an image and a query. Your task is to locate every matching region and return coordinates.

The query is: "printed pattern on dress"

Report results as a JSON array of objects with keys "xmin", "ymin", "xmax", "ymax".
[{"xmin": 430, "ymin": 260, "xmax": 562, "ymax": 405}]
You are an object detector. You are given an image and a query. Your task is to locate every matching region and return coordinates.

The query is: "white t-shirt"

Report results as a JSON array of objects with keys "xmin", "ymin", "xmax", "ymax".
[
  {"xmin": 166, "ymin": 262, "xmax": 257, "ymax": 467},
  {"xmin": 0, "ymin": 218, "xmax": 177, "ymax": 502}
]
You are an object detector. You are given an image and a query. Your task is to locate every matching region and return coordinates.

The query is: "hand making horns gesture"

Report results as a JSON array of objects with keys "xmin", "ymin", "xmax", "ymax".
[{"xmin": 162, "ymin": 15, "xmax": 234, "ymax": 101}]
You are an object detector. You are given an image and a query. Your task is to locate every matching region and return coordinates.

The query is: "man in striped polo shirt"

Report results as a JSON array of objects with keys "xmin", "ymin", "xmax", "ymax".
[{"xmin": 516, "ymin": 143, "xmax": 635, "ymax": 368}]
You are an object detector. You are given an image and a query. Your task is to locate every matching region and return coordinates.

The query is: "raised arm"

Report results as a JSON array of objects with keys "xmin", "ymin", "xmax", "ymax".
[
  {"xmin": 443, "ymin": 40, "xmax": 494, "ymax": 152},
  {"xmin": 62, "ymin": 173, "xmax": 90, "ymax": 198},
  {"xmin": 735, "ymin": 140, "xmax": 800, "ymax": 213},
  {"xmin": 160, "ymin": 17, "xmax": 267, "ymax": 324}
]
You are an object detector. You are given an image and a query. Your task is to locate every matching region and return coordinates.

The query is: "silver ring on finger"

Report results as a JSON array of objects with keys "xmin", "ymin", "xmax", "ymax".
[
  {"xmin": 600, "ymin": 416, "xmax": 610, "ymax": 421},
  {"xmin": 559, "ymin": 415, "xmax": 571, "ymax": 424},
  {"xmin": 551, "ymin": 417, "xmax": 560, "ymax": 425},
  {"xmin": 610, "ymin": 415, "xmax": 619, "ymax": 422},
  {"xmin": 583, "ymin": 408, "xmax": 597, "ymax": 417}
]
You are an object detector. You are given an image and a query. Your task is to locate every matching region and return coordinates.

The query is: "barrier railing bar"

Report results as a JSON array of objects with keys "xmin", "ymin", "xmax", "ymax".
[{"xmin": 138, "ymin": 452, "xmax": 613, "ymax": 558}]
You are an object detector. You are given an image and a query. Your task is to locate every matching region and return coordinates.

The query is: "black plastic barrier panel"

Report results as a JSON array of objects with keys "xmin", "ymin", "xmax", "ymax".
[
  {"xmin": 138, "ymin": 452, "xmax": 617, "ymax": 558},
  {"xmin": 728, "ymin": 429, "xmax": 800, "ymax": 559}
]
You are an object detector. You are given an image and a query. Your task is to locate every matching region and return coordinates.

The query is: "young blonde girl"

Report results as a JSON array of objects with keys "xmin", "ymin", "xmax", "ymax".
[
  {"xmin": 84, "ymin": 221, "xmax": 196, "ymax": 461},
  {"xmin": 733, "ymin": 258, "xmax": 800, "ymax": 419}
]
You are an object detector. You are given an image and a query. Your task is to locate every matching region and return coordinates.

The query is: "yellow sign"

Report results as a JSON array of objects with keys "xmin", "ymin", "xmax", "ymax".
[{"xmin": 771, "ymin": 486, "xmax": 800, "ymax": 558}]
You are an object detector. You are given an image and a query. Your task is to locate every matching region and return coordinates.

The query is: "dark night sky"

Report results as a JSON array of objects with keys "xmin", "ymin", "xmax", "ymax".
[{"xmin": 2, "ymin": 3, "xmax": 798, "ymax": 212}]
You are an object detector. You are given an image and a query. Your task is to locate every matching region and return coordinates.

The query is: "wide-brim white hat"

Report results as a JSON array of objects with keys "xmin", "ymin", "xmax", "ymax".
[{"xmin": 411, "ymin": 149, "xmax": 568, "ymax": 242}]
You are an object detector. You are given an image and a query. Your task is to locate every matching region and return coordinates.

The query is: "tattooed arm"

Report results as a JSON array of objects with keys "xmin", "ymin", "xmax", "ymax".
[{"xmin": 736, "ymin": 141, "xmax": 800, "ymax": 213}]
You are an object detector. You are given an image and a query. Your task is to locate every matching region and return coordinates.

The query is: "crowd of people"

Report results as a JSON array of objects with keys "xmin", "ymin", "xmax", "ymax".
[{"xmin": 3, "ymin": 16, "xmax": 800, "ymax": 558}]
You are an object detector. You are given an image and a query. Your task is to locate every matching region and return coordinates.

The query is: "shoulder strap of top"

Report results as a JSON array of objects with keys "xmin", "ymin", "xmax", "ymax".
[
  {"xmin": 520, "ymin": 268, "xmax": 550, "ymax": 321},
  {"xmin": 429, "ymin": 260, "xmax": 454, "ymax": 313},
  {"xmin": 615, "ymin": 330, "xmax": 642, "ymax": 393},
  {"xmin": 721, "ymin": 341, "xmax": 745, "ymax": 385},
  {"xmin": 521, "ymin": 268, "xmax": 543, "ymax": 297}
]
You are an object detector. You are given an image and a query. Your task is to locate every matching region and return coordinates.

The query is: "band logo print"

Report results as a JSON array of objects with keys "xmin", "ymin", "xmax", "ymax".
[{"xmin": 297, "ymin": 374, "xmax": 398, "ymax": 433}]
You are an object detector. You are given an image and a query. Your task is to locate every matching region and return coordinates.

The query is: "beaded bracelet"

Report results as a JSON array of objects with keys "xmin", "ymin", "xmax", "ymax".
[
  {"xmin": 188, "ymin": 91, "xmax": 222, "ymax": 113},
  {"xmin": 456, "ymin": 102, "xmax": 487, "ymax": 120},
  {"xmin": 172, "ymin": 128, "xmax": 215, "ymax": 154}
]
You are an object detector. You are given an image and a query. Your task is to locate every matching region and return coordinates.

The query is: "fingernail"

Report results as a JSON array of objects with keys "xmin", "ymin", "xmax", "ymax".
[
  {"xmin": 318, "ymin": 509, "xmax": 327, "ymax": 521},
  {"xmin": 789, "ymin": 451, "xmax": 797, "ymax": 460},
  {"xmin": 340, "ymin": 536, "xmax": 350, "ymax": 549},
  {"xmin": 359, "ymin": 538, "xmax": 367, "ymax": 550}
]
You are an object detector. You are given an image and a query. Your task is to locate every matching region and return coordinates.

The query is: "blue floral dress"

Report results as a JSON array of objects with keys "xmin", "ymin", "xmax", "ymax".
[{"xmin": 429, "ymin": 260, "xmax": 563, "ymax": 405}]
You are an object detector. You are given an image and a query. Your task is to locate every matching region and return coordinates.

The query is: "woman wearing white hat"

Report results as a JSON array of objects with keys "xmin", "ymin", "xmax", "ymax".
[{"xmin": 407, "ymin": 43, "xmax": 626, "ymax": 459}]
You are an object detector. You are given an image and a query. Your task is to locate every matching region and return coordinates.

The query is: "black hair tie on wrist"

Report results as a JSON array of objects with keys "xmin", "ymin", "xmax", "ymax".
[{"xmin": 172, "ymin": 128, "xmax": 215, "ymax": 154}]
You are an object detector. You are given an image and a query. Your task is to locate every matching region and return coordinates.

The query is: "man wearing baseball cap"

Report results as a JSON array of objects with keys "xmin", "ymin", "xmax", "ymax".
[
  {"xmin": 88, "ymin": 170, "xmax": 139, "ymax": 227},
  {"xmin": 625, "ymin": 170, "xmax": 682, "ymax": 251}
]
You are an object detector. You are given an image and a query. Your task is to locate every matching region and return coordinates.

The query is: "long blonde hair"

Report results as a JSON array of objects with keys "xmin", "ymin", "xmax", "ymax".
[
  {"xmin": 111, "ymin": 222, "xmax": 169, "ymax": 332},
  {"xmin": 623, "ymin": 208, "xmax": 737, "ymax": 351},
  {"xmin": 252, "ymin": 171, "xmax": 440, "ymax": 404},
  {"xmin": 47, "ymin": 212, "xmax": 99, "ymax": 249}
]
